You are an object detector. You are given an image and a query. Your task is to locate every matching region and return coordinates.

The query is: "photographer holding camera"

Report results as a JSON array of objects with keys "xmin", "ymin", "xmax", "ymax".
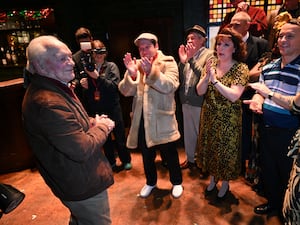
[
  {"xmin": 72, "ymin": 27, "xmax": 94, "ymax": 105},
  {"xmin": 77, "ymin": 39, "xmax": 132, "ymax": 171}
]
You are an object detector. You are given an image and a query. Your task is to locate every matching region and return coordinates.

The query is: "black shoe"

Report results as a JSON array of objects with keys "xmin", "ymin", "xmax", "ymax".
[
  {"xmin": 204, "ymin": 185, "xmax": 217, "ymax": 196},
  {"xmin": 252, "ymin": 183, "xmax": 265, "ymax": 197},
  {"xmin": 180, "ymin": 160, "xmax": 196, "ymax": 170},
  {"xmin": 180, "ymin": 160, "xmax": 189, "ymax": 169},
  {"xmin": 161, "ymin": 161, "xmax": 168, "ymax": 168},
  {"xmin": 199, "ymin": 171, "xmax": 209, "ymax": 179},
  {"xmin": 111, "ymin": 164, "xmax": 123, "ymax": 172},
  {"xmin": 254, "ymin": 203, "xmax": 273, "ymax": 215}
]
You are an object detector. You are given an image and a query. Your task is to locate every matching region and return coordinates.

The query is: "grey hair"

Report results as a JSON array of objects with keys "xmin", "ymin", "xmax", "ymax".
[{"xmin": 26, "ymin": 35, "xmax": 63, "ymax": 74}]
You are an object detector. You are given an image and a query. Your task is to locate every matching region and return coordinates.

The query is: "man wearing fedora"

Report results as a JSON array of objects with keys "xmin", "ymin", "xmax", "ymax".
[{"xmin": 178, "ymin": 25, "xmax": 214, "ymax": 172}]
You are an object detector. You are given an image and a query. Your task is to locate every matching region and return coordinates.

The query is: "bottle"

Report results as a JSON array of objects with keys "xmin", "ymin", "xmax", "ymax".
[
  {"xmin": 0, "ymin": 47, "xmax": 7, "ymax": 66},
  {"xmin": 22, "ymin": 31, "xmax": 30, "ymax": 44},
  {"xmin": 10, "ymin": 46, "xmax": 18, "ymax": 65},
  {"xmin": 8, "ymin": 32, "xmax": 18, "ymax": 47},
  {"xmin": 5, "ymin": 48, "xmax": 12, "ymax": 65},
  {"xmin": 17, "ymin": 45, "xmax": 26, "ymax": 65}
]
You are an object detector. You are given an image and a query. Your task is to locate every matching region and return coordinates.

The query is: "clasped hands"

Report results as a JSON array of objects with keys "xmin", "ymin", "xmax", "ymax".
[
  {"xmin": 203, "ymin": 58, "xmax": 217, "ymax": 84},
  {"xmin": 93, "ymin": 114, "xmax": 115, "ymax": 132}
]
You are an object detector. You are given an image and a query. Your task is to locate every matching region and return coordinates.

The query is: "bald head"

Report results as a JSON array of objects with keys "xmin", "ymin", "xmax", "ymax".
[
  {"xmin": 278, "ymin": 20, "xmax": 300, "ymax": 62},
  {"xmin": 26, "ymin": 35, "xmax": 75, "ymax": 84},
  {"xmin": 230, "ymin": 11, "xmax": 251, "ymax": 36},
  {"xmin": 27, "ymin": 36, "xmax": 62, "ymax": 72}
]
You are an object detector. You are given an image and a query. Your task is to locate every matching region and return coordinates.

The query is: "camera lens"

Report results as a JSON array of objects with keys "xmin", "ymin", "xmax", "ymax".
[
  {"xmin": 80, "ymin": 52, "xmax": 95, "ymax": 72},
  {"xmin": 85, "ymin": 63, "xmax": 95, "ymax": 72}
]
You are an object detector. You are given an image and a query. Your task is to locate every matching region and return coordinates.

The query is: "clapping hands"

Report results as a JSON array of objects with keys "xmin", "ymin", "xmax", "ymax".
[
  {"xmin": 178, "ymin": 43, "xmax": 197, "ymax": 64},
  {"xmin": 123, "ymin": 52, "xmax": 138, "ymax": 79}
]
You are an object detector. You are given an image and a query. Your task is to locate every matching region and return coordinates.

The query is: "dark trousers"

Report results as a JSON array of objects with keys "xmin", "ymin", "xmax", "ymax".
[
  {"xmin": 241, "ymin": 89, "xmax": 260, "ymax": 166},
  {"xmin": 102, "ymin": 105, "xmax": 131, "ymax": 165},
  {"xmin": 138, "ymin": 116, "xmax": 182, "ymax": 186},
  {"xmin": 242, "ymin": 102, "xmax": 253, "ymax": 164},
  {"xmin": 260, "ymin": 126, "xmax": 296, "ymax": 214}
]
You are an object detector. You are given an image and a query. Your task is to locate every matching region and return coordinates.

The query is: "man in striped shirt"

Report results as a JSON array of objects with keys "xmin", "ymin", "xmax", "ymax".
[{"xmin": 244, "ymin": 17, "xmax": 300, "ymax": 222}]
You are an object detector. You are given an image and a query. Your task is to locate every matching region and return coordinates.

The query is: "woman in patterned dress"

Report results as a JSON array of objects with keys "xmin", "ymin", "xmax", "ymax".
[{"xmin": 196, "ymin": 28, "xmax": 249, "ymax": 200}]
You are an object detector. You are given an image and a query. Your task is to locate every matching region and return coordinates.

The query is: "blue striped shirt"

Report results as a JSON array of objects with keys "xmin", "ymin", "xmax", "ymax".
[{"xmin": 260, "ymin": 55, "xmax": 300, "ymax": 128}]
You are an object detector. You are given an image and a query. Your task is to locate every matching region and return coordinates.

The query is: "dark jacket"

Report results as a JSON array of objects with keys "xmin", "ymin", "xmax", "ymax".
[
  {"xmin": 178, "ymin": 48, "xmax": 214, "ymax": 107},
  {"xmin": 22, "ymin": 74, "xmax": 114, "ymax": 201},
  {"xmin": 72, "ymin": 49, "xmax": 92, "ymax": 104},
  {"xmin": 83, "ymin": 61, "xmax": 121, "ymax": 116},
  {"xmin": 246, "ymin": 34, "xmax": 270, "ymax": 70}
]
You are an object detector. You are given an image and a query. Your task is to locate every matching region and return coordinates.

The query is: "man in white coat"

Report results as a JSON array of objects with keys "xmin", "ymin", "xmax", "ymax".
[{"xmin": 119, "ymin": 32, "xmax": 183, "ymax": 198}]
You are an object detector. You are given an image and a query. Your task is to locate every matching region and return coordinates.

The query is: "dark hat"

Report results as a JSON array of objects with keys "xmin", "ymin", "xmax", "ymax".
[
  {"xmin": 75, "ymin": 27, "xmax": 92, "ymax": 39},
  {"xmin": 185, "ymin": 25, "xmax": 207, "ymax": 37}
]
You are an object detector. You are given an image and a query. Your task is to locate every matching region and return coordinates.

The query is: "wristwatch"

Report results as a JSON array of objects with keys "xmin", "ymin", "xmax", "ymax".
[{"xmin": 268, "ymin": 91, "xmax": 274, "ymax": 100}]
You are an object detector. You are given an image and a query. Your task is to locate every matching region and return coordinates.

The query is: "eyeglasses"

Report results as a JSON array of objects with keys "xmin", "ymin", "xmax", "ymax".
[{"xmin": 93, "ymin": 48, "xmax": 107, "ymax": 54}]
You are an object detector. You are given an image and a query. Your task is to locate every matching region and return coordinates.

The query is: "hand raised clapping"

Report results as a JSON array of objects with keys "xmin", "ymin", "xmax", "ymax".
[
  {"xmin": 178, "ymin": 43, "xmax": 196, "ymax": 64},
  {"xmin": 123, "ymin": 52, "xmax": 138, "ymax": 78},
  {"xmin": 205, "ymin": 58, "xmax": 216, "ymax": 83},
  {"xmin": 140, "ymin": 56, "xmax": 153, "ymax": 76}
]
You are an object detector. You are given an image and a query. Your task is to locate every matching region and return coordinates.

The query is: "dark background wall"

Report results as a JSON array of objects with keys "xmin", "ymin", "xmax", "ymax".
[
  {"xmin": 3, "ymin": 0, "xmax": 209, "ymax": 74},
  {"xmin": 56, "ymin": 0, "xmax": 209, "ymax": 73}
]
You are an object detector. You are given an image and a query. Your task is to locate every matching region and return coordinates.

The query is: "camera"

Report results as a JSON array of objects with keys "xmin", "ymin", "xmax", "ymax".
[
  {"xmin": 80, "ymin": 52, "xmax": 95, "ymax": 72},
  {"xmin": 80, "ymin": 42, "xmax": 95, "ymax": 72}
]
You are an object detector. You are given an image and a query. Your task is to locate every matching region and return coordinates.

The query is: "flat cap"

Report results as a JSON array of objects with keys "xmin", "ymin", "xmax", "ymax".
[
  {"xmin": 185, "ymin": 25, "xmax": 206, "ymax": 37},
  {"xmin": 134, "ymin": 33, "xmax": 158, "ymax": 46}
]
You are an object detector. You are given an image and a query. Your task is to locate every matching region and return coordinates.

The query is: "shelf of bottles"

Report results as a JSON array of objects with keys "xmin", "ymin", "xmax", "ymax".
[{"xmin": 0, "ymin": 8, "xmax": 54, "ymax": 68}]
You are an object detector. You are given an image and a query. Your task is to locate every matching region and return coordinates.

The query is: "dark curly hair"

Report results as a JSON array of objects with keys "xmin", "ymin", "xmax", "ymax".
[{"xmin": 215, "ymin": 27, "xmax": 247, "ymax": 62}]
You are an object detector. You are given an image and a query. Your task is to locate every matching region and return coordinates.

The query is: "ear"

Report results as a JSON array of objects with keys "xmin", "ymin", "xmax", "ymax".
[
  {"xmin": 32, "ymin": 59, "xmax": 47, "ymax": 75},
  {"xmin": 246, "ymin": 22, "xmax": 251, "ymax": 29}
]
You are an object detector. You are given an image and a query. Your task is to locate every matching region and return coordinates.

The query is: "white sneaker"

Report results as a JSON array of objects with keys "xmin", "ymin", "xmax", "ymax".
[
  {"xmin": 140, "ymin": 184, "xmax": 156, "ymax": 198},
  {"xmin": 172, "ymin": 185, "xmax": 183, "ymax": 198}
]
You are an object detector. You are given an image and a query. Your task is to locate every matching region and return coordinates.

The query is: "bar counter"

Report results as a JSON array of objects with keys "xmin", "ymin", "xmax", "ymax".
[{"xmin": 0, "ymin": 78, "xmax": 34, "ymax": 174}]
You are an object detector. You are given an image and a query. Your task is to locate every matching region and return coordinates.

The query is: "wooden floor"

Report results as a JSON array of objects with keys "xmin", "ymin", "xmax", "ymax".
[{"xmin": 0, "ymin": 147, "xmax": 283, "ymax": 225}]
